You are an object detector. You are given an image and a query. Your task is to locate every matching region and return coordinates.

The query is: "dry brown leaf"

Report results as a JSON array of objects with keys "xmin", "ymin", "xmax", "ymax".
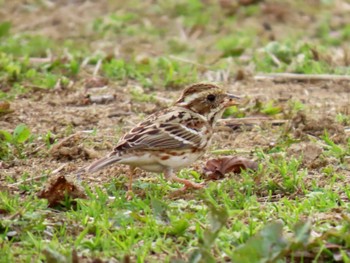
[
  {"xmin": 37, "ymin": 175, "xmax": 87, "ymax": 208},
  {"xmin": 0, "ymin": 101, "xmax": 13, "ymax": 116},
  {"xmin": 203, "ymin": 156, "xmax": 258, "ymax": 180},
  {"xmin": 0, "ymin": 101, "xmax": 10, "ymax": 110}
]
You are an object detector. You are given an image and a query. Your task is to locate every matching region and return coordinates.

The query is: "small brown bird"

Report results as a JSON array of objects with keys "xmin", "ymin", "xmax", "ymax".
[{"xmin": 79, "ymin": 83, "xmax": 240, "ymax": 196}]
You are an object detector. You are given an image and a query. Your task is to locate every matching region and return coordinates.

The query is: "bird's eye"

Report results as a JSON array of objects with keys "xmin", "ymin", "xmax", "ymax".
[{"xmin": 207, "ymin": 94, "xmax": 216, "ymax": 102}]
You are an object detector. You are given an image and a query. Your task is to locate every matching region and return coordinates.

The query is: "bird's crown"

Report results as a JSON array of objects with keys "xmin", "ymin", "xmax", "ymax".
[{"xmin": 176, "ymin": 83, "xmax": 224, "ymax": 104}]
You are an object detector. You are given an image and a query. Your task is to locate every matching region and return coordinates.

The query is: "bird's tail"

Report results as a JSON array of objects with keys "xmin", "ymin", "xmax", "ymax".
[{"xmin": 77, "ymin": 155, "xmax": 121, "ymax": 177}]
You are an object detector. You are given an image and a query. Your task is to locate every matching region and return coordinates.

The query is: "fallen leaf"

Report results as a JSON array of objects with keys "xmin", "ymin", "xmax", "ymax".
[
  {"xmin": 203, "ymin": 156, "xmax": 258, "ymax": 180},
  {"xmin": 37, "ymin": 175, "xmax": 87, "ymax": 208},
  {"xmin": 0, "ymin": 101, "xmax": 10, "ymax": 110},
  {"xmin": 0, "ymin": 101, "xmax": 13, "ymax": 116}
]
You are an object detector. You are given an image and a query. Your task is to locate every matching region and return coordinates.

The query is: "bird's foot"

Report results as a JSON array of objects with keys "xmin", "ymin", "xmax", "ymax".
[
  {"xmin": 168, "ymin": 181, "xmax": 205, "ymax": 198},
  {"xmin": 182, "ymin": 180, "xmax": 205, "ymax": 190}
]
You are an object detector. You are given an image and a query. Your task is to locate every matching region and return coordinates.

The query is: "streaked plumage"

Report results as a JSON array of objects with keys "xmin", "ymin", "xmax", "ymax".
[{"xmin": 79, "ymin": 83, "xmax": 240, "ymax": 196}]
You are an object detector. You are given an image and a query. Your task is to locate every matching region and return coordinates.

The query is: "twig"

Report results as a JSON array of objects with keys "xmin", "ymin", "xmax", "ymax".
[
  {"xmin": 81, "ymin": 57, "xmax": 90, "ymax": 68},
  {"xmin": 93, "ymin": 59, "xmax": 102, "ymax": 76},
  {"xmin": 49, "ymin": 131, "xmax": 85, "ymax": 154},
  {"xmin": 8, "ymin": 164, "xmax": 66, "ymax": 187},
  {"xmin": 8, "ymin": 175, "xmax": 49, "ymax": 187},
  {"xmin": 219, "ymin": 117, "xmax": 287, "ymax": 127},
  {"xmin": 28, "ymin": 143, "xmax": 46, "ymax": 155},
  {"xmin": 177, "ymin": 21, "xmax": 188, "ymax": 41},
  {"xmin": 168, "ymin": 55, "xmax": 210, "ymax": 68},
  {"xmin": 254, "ymin": 73, "xmax": 350, "ymax": 82},
  {"xmin": 51, "ymin": 164, "xmax": 67, "ymax": 175},
  {"xmin": 25, "ymin": 57, "xmax": 53, "ymax": 64},
  {"xmin": 266, "ymin": 51, "xmax": 281, "ymax": 67}
]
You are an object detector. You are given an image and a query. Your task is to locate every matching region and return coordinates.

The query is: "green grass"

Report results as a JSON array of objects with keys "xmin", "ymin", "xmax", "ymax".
[
  {"xmin": 1, "ymin": 145, "xmax": 350, "ymax": 262},
  {"xmin": 0, "ymin": 124, "xmax": 32, "ymax": 159},
  {"xmin": 102, "ymin": 57, "xmax": 198, "ymax": 88},
  {"xmin": 1, "ymin": 0, "xmax": 350, "ymax": 262},
  {"xmin": 1, "ymin": 130, "xmax": 350, "ymax": 261}
]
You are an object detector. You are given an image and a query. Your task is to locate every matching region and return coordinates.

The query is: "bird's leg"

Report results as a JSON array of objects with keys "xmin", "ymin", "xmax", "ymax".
[
  {"xmin": 126, "ymin": 166, "xmax": 136, "ymax": 200},
  {"xmin": 164, "ymin": 168, "xmax": 204, "ymax": 190}
]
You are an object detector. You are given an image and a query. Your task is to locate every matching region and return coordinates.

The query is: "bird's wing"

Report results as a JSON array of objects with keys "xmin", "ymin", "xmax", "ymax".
[{"xmin": 113, "ymin": 108, "xmax": 205, "ymax": 153}]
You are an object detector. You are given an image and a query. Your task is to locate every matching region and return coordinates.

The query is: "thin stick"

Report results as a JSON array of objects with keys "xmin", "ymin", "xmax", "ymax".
[
  {"xmin": 266, "ymin": 51, "xmax": 281, "ymax": 67},
  {"xmin": 8, "ymin": 164, "xmax": 67, "ymax": 187},
  {"xmin": 8, "ymin": 174, "xmax": 49, "ymax": 187},
  {"xmin": 168, "ymin": 55, "xmax": 210, "ymax": 68},
  {"xmin": 25, "ymin": 57, "xmax": 53, "ymax": 64},
  {"xmin": 49, "ymin": 132, "xmax": 83, "ymax": 154},
  {"xmin": 93, "ymin": 59, "xmax": 102, "ymax": 76},
  {"xmin": 218, "ymin": 117, "xmax": 287, "ymax": 126},
  {"xmin": 51, "ymin": 164, "xmax": 67, "ymax": 175},
  {"xmin": 254, "ymin": 73, "xmax": 350, "ymax": 82}
]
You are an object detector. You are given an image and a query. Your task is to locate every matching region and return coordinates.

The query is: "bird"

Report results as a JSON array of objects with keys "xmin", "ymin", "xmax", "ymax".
[{"xmin": 78, "ymin": 83, "xmax": 240, "ymax": 197}]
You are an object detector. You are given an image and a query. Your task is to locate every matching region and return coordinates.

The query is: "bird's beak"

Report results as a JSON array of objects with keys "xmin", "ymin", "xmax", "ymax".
[{"xmin": 224, "ymin": 93, "xmax": 241, "ymax": 107}]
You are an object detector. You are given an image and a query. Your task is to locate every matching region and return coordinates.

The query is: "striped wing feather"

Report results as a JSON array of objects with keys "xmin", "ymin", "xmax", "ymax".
[{"xmin": 113, "ymin": 109, "xmax": 204, "ymax": 153}]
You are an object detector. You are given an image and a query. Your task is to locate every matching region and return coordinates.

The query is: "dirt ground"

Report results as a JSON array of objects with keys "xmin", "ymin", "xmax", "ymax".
[
  {"xmin": 1, "ymin": 0, "xmax": 350, "ymax": 197},
  {"xmin": 2, "ymin": 78, "xmax": 349, "ymax": 189}
]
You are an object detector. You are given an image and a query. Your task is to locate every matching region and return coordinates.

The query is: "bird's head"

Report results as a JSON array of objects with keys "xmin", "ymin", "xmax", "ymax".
[{"xmin": 175, "ymin": 83, "xmax": 240, "ymax": 124}]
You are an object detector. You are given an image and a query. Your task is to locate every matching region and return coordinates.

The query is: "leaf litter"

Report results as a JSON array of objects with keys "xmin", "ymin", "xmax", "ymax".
[
  {"xmin": 37, "ymin": 175, "xmax": 87, "ymax": 208},
  {"xmin": 203, "ymin": 156, "xmax": 258, "ymax": 180}
]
